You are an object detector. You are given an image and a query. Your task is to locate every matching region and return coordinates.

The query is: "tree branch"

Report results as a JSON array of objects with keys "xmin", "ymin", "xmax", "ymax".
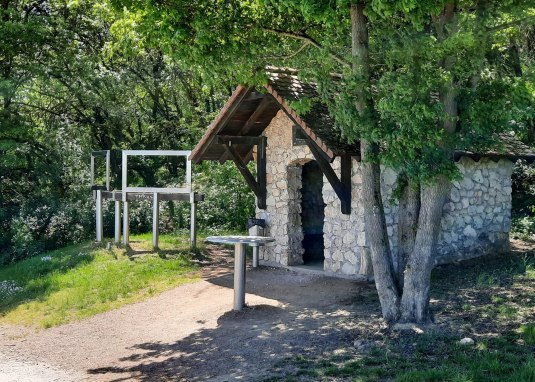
[
  {"xmin": 264, "ymin": 27, "xmax": 351, "ymax": 68},
  {"xmin": 486, "ymin": 15, "xmax": 535, "ymax": 33}
]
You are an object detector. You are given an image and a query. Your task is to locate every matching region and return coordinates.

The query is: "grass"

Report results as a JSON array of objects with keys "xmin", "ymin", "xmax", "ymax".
[
  {"xmin": 263, "ymin": 245, "xmax": 535, "ymax": 382},
  {"xmin": 0, "ymin": 233, "xmax": 206, "ymax": 328}
]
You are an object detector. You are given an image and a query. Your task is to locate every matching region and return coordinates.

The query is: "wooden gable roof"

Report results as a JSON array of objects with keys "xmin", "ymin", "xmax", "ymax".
[
  {"xmin": 190, "ymin": 68, "xmax": 360, "ymax": 164},
  {"xmin": 191, "ymin": 68, "xmax": 535, "ymax": 165}
]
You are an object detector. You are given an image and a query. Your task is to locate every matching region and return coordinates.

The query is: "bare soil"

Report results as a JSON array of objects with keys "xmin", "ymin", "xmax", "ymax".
[
  {"xmin": 0, "ymin": 245, "xmax": 378, "ymax": 381},
  {"xmin": 2, "ymin": 241, "xmax": 533, "ymax": 381}
]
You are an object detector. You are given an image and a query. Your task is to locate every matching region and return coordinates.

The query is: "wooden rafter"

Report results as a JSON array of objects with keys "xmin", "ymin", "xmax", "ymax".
[
  {"xmin": 221, "ymin": 136, "xmax": 267, "ymax": 209},
  {"xmin": 218, "ymin": 97, "xmax": 274, "ymax": 163},
  {"xmin": 306, "ymin": 138, "xmax": 352, "ymax": 214}
]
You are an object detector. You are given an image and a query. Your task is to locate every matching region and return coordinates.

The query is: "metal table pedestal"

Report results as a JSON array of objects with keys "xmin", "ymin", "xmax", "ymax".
[{"xmin": 205, "ymin": 236, "xmax": 275, "ymax": 311}]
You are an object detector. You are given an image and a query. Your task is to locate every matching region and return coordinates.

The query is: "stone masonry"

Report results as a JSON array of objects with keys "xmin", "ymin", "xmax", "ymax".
[{"xmin": 257, "ymin": 111, "xmax": 513, "ymax": 276}]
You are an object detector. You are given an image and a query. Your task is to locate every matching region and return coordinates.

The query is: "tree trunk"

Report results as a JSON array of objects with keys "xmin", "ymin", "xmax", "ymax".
[
  {"xmin": 396, "ymin": 176, "xmax": 420, "ymax": 288},
  {"xmin": 399, "ymin": 2, "xmax": 458, "ymax": 324},
  {"xmin": 361, "ymin": 141, "xmax": 401, "ymax": 322},
  {"xmin": 351, "ymin": 3, "xmax": 400, "ymax": 323},
  {"xmin": 399, "ymin": 176, "xmax": 450, "ymax": 323}
]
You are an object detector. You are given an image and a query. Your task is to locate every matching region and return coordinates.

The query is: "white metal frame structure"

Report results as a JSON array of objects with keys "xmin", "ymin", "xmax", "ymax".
[
  {"xmin": 90, "ymin": 150, "xmax": 111, "ymax": 191},
  {"xmin": 121, "ymin": 150, "xmax": 192, "ymax": 198},
  {"xmin": 91, "ymin": 150, "xmax": 111, "ymax": 242},
  {"xmin": 92, "ymin": 149, "xmax": 199, "ymax": 249}
]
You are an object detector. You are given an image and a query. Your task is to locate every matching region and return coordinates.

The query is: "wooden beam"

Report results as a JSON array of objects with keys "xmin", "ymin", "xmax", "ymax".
[
  {"xmin": 218, "ymin": 97, "xmax": 274, "ymax": 163},
  {"xmin": 306, "ymin": 140, "xmax": 351, "ymax": 214},
  {"xmin": 256, "ymin": 136, "xmax": 267, "ymax": 209},
  {"xmin": 216, "ymin": 135, "xmax": 263, "ymax": 145},
  {"xmin": 340, "ymin": 155, "xmax": 352, "ymax": 214},
  {"xmin": 190, "ymin": 86, "xmax": 251, "ymax": 164},
  {"xmin": 223, "ymin": 143, "xmax": 263, "ymax": 199},
  {"xmin": 101, "ymin": 191, "xmax": 205, "ymax": 202},
  {"xmin": 240, "ymin": 97, "xmax": 274, "ymax": 136}
]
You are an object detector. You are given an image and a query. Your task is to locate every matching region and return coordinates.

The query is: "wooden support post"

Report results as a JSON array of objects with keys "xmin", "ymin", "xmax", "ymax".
[
  {"xmin": 223, "ymin": 144, "xmax": 262, "ymax": 197},
  {"xmin": 123, "ymin": 201, "xmax": 130, "ymax": 245},
  {"xmin": 96, "ymin": 189, "xmax": 103, "ymax": 242},
  {"xmin": 152, "ymin": 192, "xmax": 159, "ymax": 250},
  {"xmin": 340, "ymin": 155, "xmax": 352, "ymax": 214},
  {"xmin": 190, "ymin": 194, "xmax": 197, "ymax": 248},
  {"xmin": 114, "ymin": 200, "xmax": 121, "ymax": 244},
  {"xmin": 257, "ymin": 136, "xmax": 267, "ymax": 209},
  {"xmin": 222, "ymin": 142, "xmax": 268, "ymax": 209},
  {"xmin": 306, "ymin": 140, "xmax": 352, "ymax": 214}
]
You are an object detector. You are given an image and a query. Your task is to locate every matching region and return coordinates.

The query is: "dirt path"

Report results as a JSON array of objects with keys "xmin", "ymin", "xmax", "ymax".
[{"xmin": 0, "ymin": 247, "xmax": 377, "ymax": 381}]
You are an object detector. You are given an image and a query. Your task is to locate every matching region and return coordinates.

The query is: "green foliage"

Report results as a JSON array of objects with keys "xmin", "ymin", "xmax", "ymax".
[
  {"xmin": 0, "ymin": 0, "xmax": 254, "ymax": 262},
  {"xmin": 194, "ymin": 161, "xmax": 256, "ymax": 232},
  {"xmin": 512, "ymin": 160, "xmax": 535, "ymax": 241},
  {"xmin": 108, "ymin": 0, "xmax": 535, "ymax": 185}
]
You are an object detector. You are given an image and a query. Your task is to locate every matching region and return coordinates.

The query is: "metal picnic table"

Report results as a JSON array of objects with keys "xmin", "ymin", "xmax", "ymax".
[{"xmin": 205, "ymin": 235, "xmax": 275, "ymax": 311}]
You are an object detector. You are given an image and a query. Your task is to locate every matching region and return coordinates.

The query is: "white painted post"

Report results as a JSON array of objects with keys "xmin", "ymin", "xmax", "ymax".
[
  {"xmin": 105, "ymin": 150, "xmax": 110, "ymax": 190},
  {"xmin": 252, "ymin": 246, "xmax": 259, "ymax": 268},
  {"xmin": 233, "ymin": 243, "xmax": 246, "ymax": 311},
  {"xmin": 96, "ymin": 189, "xmax": 103, "ymax": 242},
  {"xmin": 123, "ymin": 201, "xmax": 129, "ymax": 245},
  {"xmin": 152, "ymin": 192, "xmax": 159, "ymax": 250},
  {"xmin": 190, "ymin": 195, "xmax": 197, "ymax": 248},
  {"xmin": 114, "ymin": 200, "xmax": 121, "ymax": 244},
  {"xmin": 122, "ymin": 151, "xmax": 127, "ymax": 203}
]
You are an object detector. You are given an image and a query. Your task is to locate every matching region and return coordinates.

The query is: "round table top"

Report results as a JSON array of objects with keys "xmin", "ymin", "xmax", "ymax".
[{"xmin": 205, "ymin": 235, "xmax": 275, "ymax": 246}]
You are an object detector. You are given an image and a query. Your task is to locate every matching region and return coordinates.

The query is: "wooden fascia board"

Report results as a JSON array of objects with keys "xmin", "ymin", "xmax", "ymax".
[
  {"xmin": 264, "ymin": 84, "xmax": 335, "ymax": 161},
  {"xmin": 190, "ymin": 85, "xmax": 251, "ymax": 164}
]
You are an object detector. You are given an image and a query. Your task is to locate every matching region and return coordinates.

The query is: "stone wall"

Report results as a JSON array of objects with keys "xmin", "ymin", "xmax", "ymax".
[
  {"xmin": 257, "ymin": 111, "xmax": 315, "ymax": 266},
  {"xmin": 435, "ymin": 157, "xmax": 513, "ymax": 263},
  {"xmin": 322, "ymin": 157, "xmax": 366, "ymax": 276},
  {"xmin": 381, "ymin": 158, "xmax": 513, "ymax": 265},
  {"xmin": 258, "ymin": 111, "xmax": 513, "ymax": 275}
]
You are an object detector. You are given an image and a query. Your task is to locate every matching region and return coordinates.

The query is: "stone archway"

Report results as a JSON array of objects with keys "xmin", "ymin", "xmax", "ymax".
[
  {"xmin": 300, "ymin": 161, "xmax": 325, "ymax": 264},
  {"xmin": 286, "ymin": 159, "xmax": 325, "ymax": 266}
]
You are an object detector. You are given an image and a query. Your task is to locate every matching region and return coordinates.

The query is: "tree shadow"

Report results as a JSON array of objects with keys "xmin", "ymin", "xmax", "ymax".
[{"xmin": 87, "ymin": 268, "xmax": 375, "ymax": 381}]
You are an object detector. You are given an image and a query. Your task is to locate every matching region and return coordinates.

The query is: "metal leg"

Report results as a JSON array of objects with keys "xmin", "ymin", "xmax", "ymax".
[
  {"xmin": 190, "ymin": 199, "xmax": 197, "ymax": 248},
  {"xmin": 252, "ymin": 246, "xmax": 259, "ymax": 268},
  {"xmin": 233, "ymin": 243, "xmax": 246, "ymax": 311},
  {"xmin": 96, "ymin": 190, "xmax": 103, "ymax": 242},
  {"xmin": 114, "ymin": 200, "xmax": 121, "ymax": 244},
  {"xmin": 123, "ymin": 201, "xmax": 129, "ymax": 245},
  {"xmin": 152, "ymin": 192, "xmax": 159, "ymax": 250}
]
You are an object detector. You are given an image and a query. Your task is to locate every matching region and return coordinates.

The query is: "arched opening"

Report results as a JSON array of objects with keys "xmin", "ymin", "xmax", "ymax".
[{"xmin": 300, "ymin": 161, "xmax": 325, "ymax": 265}]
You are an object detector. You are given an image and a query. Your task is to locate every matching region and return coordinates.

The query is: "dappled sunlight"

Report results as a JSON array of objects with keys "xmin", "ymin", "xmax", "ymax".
[{"xmin": 85, "ymin": 266, "xmax": 373, "ymax": 381}]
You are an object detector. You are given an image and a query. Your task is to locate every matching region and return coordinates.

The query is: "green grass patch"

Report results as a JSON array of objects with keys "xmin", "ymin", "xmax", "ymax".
[
  {"xmin": 269, "ymin": 335, "xmax": 535, "ymax": 382},
  {"xmin": 0, "ymin": 233, "xmax": 205, "ymax": 328},
  {"xmin": 263, "ymin": 249, "xmax": 535, "ymax": 382}
]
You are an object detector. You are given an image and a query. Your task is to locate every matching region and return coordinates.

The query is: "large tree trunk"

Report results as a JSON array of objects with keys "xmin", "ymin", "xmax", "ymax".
[
  {"xmin": 360, "ymin": 141, "xmax": 401, "ymax": 322},
  {"xmin": 398, "ymin": 2, "xmax": 458, "ymax": 324},
  {"xmin": 396, "ymin": 176, "xmax": 420, "ymax": 288},
  {"xmin": 351, "ymin": 3, "xmax": 400, "ymax": 323},
  {"xmin": 399, "ymin": 176, "xmax": 450, "ymax": 323}
]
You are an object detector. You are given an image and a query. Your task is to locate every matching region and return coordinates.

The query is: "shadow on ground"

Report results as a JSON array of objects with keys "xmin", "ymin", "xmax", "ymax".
[{"xmin": 87, "ymin": 265, "xmax": 378, "ymax": 381}]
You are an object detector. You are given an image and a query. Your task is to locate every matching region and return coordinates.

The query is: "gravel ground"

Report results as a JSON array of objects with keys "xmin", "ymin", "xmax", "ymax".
[
  {"xmin": 0, "ymin": 351, "xmax": 85, "ymax": 382},
  {"xmin": 0, "ymin": 247, "xmax": 377, "ymax": 381}
]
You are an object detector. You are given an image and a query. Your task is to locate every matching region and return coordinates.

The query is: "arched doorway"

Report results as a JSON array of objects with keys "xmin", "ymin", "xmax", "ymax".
[{"xmin": 300, "ymin": 161, "xmax": 325, "ymax": 265}]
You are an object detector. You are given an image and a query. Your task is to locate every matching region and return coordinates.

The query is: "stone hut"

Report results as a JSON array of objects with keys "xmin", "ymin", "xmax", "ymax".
[{"xmin": 191, "ymin": 68, "xmax": 535, "ymax": 278}]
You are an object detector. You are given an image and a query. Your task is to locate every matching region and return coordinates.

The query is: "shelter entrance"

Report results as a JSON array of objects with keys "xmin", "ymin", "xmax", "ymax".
[{"xmin": 300, "ymin": 161, "xmax": 325, "ymax": 265}]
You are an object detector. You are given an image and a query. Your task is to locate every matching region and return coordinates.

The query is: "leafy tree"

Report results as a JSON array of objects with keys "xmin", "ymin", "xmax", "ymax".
[
  {"xmin": 111, "ymin": 0, "xmax": 535, "ymax": 324},
  {"xmin": 0, "ymin": 0, "xmax": 247, "ymax": 262}
]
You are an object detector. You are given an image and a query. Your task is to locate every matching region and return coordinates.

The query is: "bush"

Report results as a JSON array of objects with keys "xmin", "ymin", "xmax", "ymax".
[
  {"xmin": 194, "ymin": 161, "xmax": 255, "ymax": 232},
  {"xmin": 511, "ymin": 160, "xmax": 535, "ymax": 241}
]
